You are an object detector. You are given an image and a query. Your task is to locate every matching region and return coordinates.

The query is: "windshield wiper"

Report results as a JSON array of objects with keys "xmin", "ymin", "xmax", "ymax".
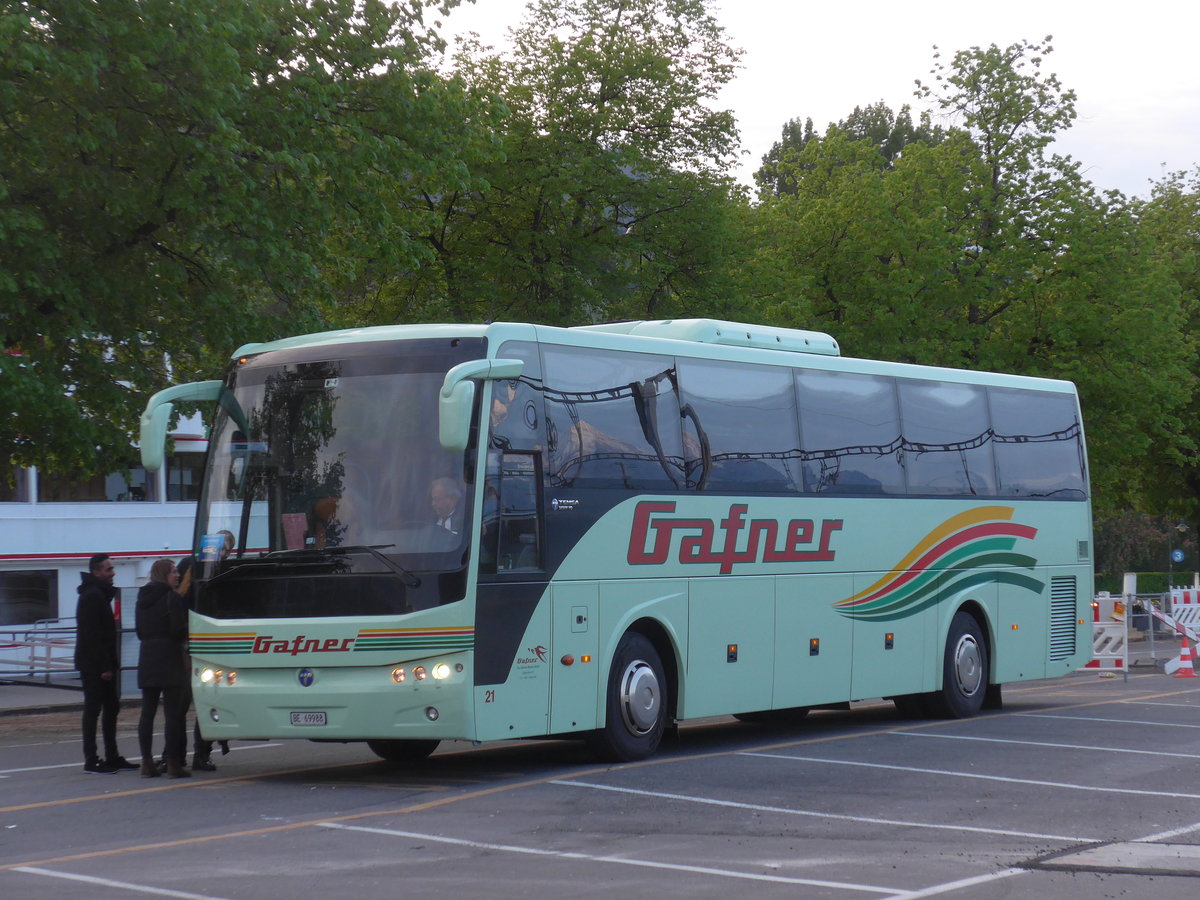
[{"xmin": 324, "ymin": 545, "xmax": 422, "ymax": 587}]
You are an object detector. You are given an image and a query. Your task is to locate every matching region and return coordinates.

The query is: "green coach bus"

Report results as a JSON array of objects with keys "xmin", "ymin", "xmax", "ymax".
[{"xmin": 139, "ymin": 319, "xmax": 1092, "ymax": 762}]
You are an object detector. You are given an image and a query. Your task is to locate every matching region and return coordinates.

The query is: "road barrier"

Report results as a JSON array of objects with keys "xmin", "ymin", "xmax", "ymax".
[{"xmin": 1084, "ymin": 593, "xmax": 1127, "ymax": 677}]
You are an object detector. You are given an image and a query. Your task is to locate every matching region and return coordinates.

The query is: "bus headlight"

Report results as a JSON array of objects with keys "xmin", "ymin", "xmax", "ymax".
[
  {"xmin": 200, "ymin": 667, "xmax": 216, "ymax": 684},
  {"xmin": 432, "ymin": 663, "xmax": 451, "ymax": 680},
  {"xmin": 391, "ymin": 667, "xmax": 407, "ymax": 684},
  {"xmin": 413, "ymin": 666, "xmax": 427, "ymax": 681}
]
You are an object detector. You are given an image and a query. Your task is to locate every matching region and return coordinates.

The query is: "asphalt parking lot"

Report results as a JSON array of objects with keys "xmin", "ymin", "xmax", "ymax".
[{"xmin": 3, "ymin": 670, "xmax": 1200, "ymax": 899}]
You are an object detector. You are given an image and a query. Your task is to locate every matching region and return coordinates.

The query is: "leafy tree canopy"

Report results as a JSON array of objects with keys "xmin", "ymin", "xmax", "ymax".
[
  {"xmin": 369, "ymin": 0, "xmax": 745, "ymax": 326},
  {"xmin": 755, "ymin": 102, "xmax": 945, "ymax": 198},
  {"xmin": 1, "ymin": 0, "xmax": 490, "ymax": 476},
  {"xmin": 740, "ymin": 39, "xmax": 1196, "ymax": 518}
]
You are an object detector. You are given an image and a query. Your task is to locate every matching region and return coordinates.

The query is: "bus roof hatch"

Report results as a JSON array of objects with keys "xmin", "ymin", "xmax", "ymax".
[{"xmin": 573, "ymin": 318, "xmax": 840, "ymax": 356}]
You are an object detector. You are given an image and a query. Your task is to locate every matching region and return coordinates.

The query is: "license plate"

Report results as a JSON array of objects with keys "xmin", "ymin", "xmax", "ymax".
[{"xmin": 290, "ymin": 711, "xmax": 327, "ymax": 726}]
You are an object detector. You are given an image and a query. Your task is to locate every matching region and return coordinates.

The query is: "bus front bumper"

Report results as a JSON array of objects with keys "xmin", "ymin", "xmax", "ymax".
[{"xmin": 190, "ymin": 655, "xmax": 473, "ymax": 742}]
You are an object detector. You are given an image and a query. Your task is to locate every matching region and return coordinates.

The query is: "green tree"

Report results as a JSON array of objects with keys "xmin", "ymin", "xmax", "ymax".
[
  {"xmin": 1133, "ymin": 168, "xmax": 1200, "ymax": 529},
  {"xmin": 0, "ymin": 0, "xmax": 486, "ymax": 475},
  {"xmin": 755, "ymin": 102, "xmax": 944, "ymax": 198},
  {"xmin": 401, "ymin": 0, "xmax": 744, "ymax": 325},
  {"xmin": 743, "ymin": 38, "xmax": 1195, "ymax": 516}
]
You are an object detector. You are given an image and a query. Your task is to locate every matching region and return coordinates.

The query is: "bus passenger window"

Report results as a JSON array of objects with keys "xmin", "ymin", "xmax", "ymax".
[
  {"xmin": 898, "ymin": 380, "xmax": 996, "ymax": 497},
  {"xmin": 677, "ymin": 358, "xmax": 801, "ymax": 492},
  {"xmin": 796, "ymin": 370, "xmax": 906, "ymax": 495},
  {"xmin": 990, "ymin": 387, "xmax": 1087, "ymax": 498}
]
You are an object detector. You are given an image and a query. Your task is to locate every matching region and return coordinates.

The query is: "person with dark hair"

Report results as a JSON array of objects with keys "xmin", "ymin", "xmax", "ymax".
[
  {"xmin": 136, "ymin": 558, "xmax": 190, "ymax": 777},
  {"xmin": 75, "ymin": 553, "xmax": 136, "ymax": 774},
  {"xmin": 176, "ymin": 553, "xmax": 230, "ymax": 771}
]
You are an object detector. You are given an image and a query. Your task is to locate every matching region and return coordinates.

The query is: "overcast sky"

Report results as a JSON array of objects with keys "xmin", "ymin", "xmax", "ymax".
[{"xmin": 439, "ymin": 0, "xmax": 1199, "ymax": 199}]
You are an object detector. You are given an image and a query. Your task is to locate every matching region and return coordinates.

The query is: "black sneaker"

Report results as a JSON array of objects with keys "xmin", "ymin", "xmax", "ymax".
[
  {"xmin": 104, "ymin": 756, "xmax": 139, "ymax": 771},
  {"xmin": 83, "ymin": 758, "xmax": 117, "ymax": 774},
  {"xmin": 192, "ymin": 756, "xmax": 217, "ymax": 772}
]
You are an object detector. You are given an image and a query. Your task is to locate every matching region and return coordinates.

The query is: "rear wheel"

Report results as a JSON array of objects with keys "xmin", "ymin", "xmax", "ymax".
[
  {"xmin": 366, "ymin": 739, "xmax": 440, "ymax": 762},
  {"xmin": 927, "ymin": 611, "xmax": 989, "ymax": 718},
  {"xmin": 587, "ymin": 632, "xmax": 667, "ymax": 762}
]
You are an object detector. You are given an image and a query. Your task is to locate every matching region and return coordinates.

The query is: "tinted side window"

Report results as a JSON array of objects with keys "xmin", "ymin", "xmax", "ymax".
[
  {"xmin": 479, "ymin": 450, "xmax": 542, "ymax": 574},
  {"xmin": 541, "ymin": 346, "xmax": 684, "ymax": 490},
  {"xmin": 991, "ymin": 388, "xmax": 1087, "ymax": 498},
  {"xmin": 898, "ymin": 380, "xmax": 996, "ymax": 496},
  {"xmin": 796, "ymin": 370, "xmax": 905, "ymax": 495},
  {"xmin": 491, "ymin": 341, "xmax": 545, "ymax": 454},
  {"xmin": 678, "ymin": 359, "xmax": 801, "ymax": 492}
]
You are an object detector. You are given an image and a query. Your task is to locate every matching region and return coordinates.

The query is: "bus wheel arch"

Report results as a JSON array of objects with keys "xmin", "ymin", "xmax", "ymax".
[
  {"xmin": 928, "ymin": 606, "xmax": 991, "ymax": 718},
  {"xmin": 587, "ymin": 622, "xmax": 675, "ymax": 762}
]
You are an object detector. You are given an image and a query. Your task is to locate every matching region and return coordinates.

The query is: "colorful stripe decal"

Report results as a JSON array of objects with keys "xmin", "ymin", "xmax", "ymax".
[
  {"xmin": 188, "ymin": 627, "xmax": 475, "ymax": 655},
  {"xmin": 833, "ymin": 506, "xmax": 1043, "ymax": 621},
  {"xmin": 189, "ymin": 632, "xmax": 258, "ymax": 654},
  {"xmin": 352, "ymin": 627, "xmax": 475, "ymax": 653}
]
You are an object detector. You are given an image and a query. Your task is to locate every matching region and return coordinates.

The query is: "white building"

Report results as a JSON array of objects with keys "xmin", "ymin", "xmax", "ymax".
[{"xmin": 1, "ymin": 431, "xmax": 206, "ymax": 625}]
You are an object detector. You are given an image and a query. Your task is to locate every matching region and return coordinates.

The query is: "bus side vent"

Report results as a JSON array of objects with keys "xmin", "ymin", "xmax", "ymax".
[
  {"xmin": 1049, "ymin": 576, "xmax": 1077, "ymax": 661},
  {"xmin": 1077, "ymin": 540, "xmax": 1090, "ymax": 561}
]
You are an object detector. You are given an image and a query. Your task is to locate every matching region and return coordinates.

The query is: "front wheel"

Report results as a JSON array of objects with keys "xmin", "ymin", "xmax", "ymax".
[
  {"xmin": 366, "ymin": 739, "xmax": 440, "ymax": 762},
  {"xmin": 587, "ymin": 632, "xmax": 668, "ymax": 762},
  {"xmin": 927, "ymin": 611, "xmax": 989, "ymax": 718}
]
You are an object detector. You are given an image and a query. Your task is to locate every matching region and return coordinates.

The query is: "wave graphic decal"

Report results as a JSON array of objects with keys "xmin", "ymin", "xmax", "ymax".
[{"xmin": 833, "ymin": 506, "xmax": 1043, "ymax": 621}]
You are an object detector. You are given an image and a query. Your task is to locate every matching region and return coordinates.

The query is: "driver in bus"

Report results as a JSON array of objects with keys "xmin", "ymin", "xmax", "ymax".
[{"xmin": 430, "ymin": 477, "xmax": 464, "ymax": 535}]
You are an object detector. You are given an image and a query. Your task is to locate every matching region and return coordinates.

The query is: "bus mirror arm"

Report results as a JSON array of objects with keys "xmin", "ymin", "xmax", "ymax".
[
  {"xmin": 139, "ymin": 380, "xmax": 223, "ymax": 471},
  {"xmin": 439, "ymin": 359, "xmax": 525, "ymax": 452}
]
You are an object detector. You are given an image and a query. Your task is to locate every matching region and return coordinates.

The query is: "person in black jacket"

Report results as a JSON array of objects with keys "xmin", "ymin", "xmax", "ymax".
[
  {"xmin": 135, "ymin": 558, "xmax": 191, "ymax": 778},
  {"xmin": 176, "ymin": 552, "xmax": 230, "ymax": 771},
  {"xmin": 75, "ymin": 553, "xmax": 136, "ymax": 774}
]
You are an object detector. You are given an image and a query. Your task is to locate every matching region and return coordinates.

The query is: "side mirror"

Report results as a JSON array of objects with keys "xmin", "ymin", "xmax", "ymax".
[
  {"xmin": 439, "ymin": 359, "xmax": 524, "ymax": 452},
  {"xmin": 139, "ymin": 380, "xmax": 223, "ymax": 471}
]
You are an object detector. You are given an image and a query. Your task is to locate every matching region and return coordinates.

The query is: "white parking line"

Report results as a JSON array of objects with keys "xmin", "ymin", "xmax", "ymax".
[
  {"xmin": 318, "ymin": 821, "xmax": 903, "ymax": 894},
  {"xmin": 552, "ymin": 780, "xmax": 1091, "ymax": 843},
  {"xmin": 881, "ymin": 868, "xmax": 1026, "ymax": 899},
  {"xmin": 1018, "ymin": 713, "xmax": 1200, "ymax": 729},
  {"xmin": 13, "ymin": 866, "xmax": 235, "ymax": 900},
  {"xmin": 0, "ymin": 743, "xmax": 281, "ymax": 776},
  {"xmin": 1138, "ymin": 820, "xmax": 1200, "ymax": 842},
  {"xmin": 742, "ymin": 752, "xmax": 1200, "ymax": 801},
  {"xmin": 892, "ymin": 730, "xmax": 1200, "ymax": 760}
]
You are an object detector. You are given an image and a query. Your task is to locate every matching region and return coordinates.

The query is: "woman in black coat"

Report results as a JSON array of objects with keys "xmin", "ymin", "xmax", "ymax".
[{"xmin": 136, "ymin": 558, "xmax": 190, "ymax": 777}]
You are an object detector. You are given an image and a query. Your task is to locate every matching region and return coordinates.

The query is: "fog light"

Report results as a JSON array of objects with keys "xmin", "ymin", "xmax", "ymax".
[
  {"xmin": 391, "ymin": 667, "xmax": 407, "ymax": 684},
  {"xmin": 226, "ymin": 670, "xmax": 238, "ymax": 685},
  {"xmin": 213, "ymin": 669, "xmax": 224, "ymax": 684},
  {"xmin": 425, "ymin": 706, "xmax": 439, "ymax": 721},
  {"xmin": 414, "ymin": 666, "xmax": 427, "ymax": 681},
  {"xmin": 209, "ymin": 708, "xmax": 220, "ymax": 723},
  {"xmin": 432, "ymin": 663, "xmax": 451, "ymax": 680}
]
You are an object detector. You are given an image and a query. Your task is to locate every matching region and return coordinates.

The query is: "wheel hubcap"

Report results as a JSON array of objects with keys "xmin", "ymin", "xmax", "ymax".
[
  {"xmin": 953, "ymin": 634, "xmax": 983, "ymax": 697},
  {"xmin": 618, "ymin": 659, "xmax": 661, "ymax": 735}
]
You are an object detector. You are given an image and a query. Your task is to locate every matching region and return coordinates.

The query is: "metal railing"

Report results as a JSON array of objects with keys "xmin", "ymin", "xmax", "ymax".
[
  {"xmin": 0, "ymin": 618, "xmax": 79, "ymax": 684},
  {"xmin": 1119, "ymin": 593, "xmax": 1182, "ymax": 667}
]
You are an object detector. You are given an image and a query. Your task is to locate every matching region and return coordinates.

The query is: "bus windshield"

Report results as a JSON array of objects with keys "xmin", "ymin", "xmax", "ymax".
[{"xmin": 193, "ymin": 338, "xmax": 486, "ymax": 619}]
